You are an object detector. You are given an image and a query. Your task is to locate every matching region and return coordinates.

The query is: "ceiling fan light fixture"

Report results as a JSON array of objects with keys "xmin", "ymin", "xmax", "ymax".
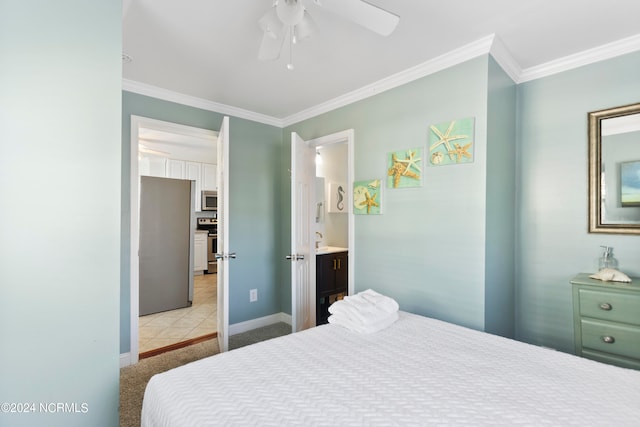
[{"xmin": 276, "ymin": 0, "xmax": 305, "ymax": 26}]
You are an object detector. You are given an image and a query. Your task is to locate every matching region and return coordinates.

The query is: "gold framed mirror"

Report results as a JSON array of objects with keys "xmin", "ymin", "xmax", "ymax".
[{"xmin": 589, "ymin": 102, "xmax": 640, "ymax": 234}]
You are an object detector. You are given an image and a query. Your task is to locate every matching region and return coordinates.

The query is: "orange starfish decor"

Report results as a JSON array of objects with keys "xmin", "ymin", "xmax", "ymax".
[
  {"xmin": 359, "ymin": 190, "xmax": 379, "ymax": 214},
  {"xmin": 450, "ymin": 142, "xmax": 472, "ymax": 162},
  {"xmin": 387, "ymin": 152, "xmax": 421, "ymax": 188}
]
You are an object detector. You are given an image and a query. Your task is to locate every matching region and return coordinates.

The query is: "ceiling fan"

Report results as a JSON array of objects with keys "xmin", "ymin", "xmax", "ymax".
[{"xmin": 258, "ymin": 0, "xmax": 399, "ymax": 69}]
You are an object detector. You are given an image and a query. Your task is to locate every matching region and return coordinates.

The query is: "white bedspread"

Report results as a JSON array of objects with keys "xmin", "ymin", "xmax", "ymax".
[{"xmin": 142, "ymin": 312, "xmax": 640, "ymax": 426}]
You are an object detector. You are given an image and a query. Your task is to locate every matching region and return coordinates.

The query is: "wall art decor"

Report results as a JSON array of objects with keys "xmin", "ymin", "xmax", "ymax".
[
  {"xmin": 387, "ymin": 147, "xmax": 423, "ymax": 188},
  {"xmin": 428, "ymin": 117, "xmax": 475, "ymax": 166},
  {"xmin": 328, "ymin": 182, "xmax": 348, "ymax": 213},
  {"xmin": 353, "ymin": 179, "xmax": 382, "ymax": 215}
]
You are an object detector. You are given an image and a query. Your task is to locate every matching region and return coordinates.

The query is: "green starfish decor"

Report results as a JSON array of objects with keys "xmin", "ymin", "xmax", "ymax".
[{"xmin": 428, "ymin": 117, "xmax": 475, "ymax": 166}]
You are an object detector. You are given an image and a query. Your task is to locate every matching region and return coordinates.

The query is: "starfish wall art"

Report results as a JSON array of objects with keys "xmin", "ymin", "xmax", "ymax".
[
  {"xmin": 353, "ymin": 179, "xmax": 382, "ymax": 215},
  {"xmin": 386, "ymin": 147, "xmax": 423, "ymax": 188},
  {"xmin": 428, "ymin": 117, "xmax": 475, "ymax": 166}
]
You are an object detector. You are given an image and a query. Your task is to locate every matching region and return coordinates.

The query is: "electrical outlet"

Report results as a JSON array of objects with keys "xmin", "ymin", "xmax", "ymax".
[{"xmin": 249, "ymin": 289, "xmax": 258, "ymax": 302}]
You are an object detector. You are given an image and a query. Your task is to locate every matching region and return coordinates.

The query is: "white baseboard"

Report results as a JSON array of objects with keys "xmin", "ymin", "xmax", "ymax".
[
  {"xmin": 229, "ymin": 312, "xmax": 291, "ymax": 336},
  {"xmin": 120, "ymin": 352, "xmax": 132, "ymax": 368}
]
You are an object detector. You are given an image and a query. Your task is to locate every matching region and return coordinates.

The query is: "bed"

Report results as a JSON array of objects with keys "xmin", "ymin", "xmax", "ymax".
[{"xmin": 142, "ymin": 311, "xmax": 640, "ymax": 426}]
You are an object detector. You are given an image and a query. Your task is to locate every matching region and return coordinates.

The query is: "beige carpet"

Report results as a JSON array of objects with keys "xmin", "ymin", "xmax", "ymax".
[
  {"xmin": 119, "ymin": 323, "xmax": 291, "ymax": 426},
  {"xmin": 120, "ymin": 339, "xmax": 220, "ymax": 427}
]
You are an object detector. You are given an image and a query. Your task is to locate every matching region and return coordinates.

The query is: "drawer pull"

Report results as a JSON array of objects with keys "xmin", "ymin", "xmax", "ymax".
[
  {"xmin": 602, "ymin": 336, "xmax": 615, "ymax": 344},
  {"xmin": 599, "ymin": 302, "xmax": 612, "ymax": 311}
]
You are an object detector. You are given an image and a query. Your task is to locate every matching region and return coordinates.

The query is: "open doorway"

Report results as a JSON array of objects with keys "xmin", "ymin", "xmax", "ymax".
[
  {"xmin": 290, "ymin": 129, "xmax": 354, "ymax": 332},
  {"xmin": 129, "ymin": 116, "xmax": 218, "ymax": 361}
]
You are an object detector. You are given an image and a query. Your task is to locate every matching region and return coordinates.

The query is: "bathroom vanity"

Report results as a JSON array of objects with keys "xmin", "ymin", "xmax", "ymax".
[{"xmin": 316, "ymin": 248, "xmax": 348, "ymax": 325}]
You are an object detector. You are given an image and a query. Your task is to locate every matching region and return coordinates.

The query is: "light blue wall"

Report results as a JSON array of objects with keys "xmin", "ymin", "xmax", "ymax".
[
  {"xmin": 0, "ymin": 2, "xmax": 121, "ymax": 426},
  {"xmin": 485, "ymin": 57, "xmax": 516, "ymax": 337},
  {"xmin": 284, "ymin": 57, "xmax": 499, "ymax": 331},
  {"xmin": 516, "ymin": 51, "xmax": 640, "ymax": 352},
  {"xmin": 120, "ymin": 92, "xmax": 283, "ymax": 352}
]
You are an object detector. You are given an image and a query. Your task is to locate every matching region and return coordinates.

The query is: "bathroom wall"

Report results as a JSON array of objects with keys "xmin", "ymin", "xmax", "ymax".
[{"xmin": 316, "ymin": 143, "xmax": 349, "ymax": 248}]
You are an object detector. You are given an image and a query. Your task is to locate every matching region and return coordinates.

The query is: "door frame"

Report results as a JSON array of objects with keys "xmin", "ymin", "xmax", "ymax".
[
  {"xmin": 308, "ymin": 129, "xmax": 355, "ymax": 297},
  {"xmin": 128, "ymin": 115, "xmax": 218, "ymax": 365},
  {"xmin": 292, "ymin": 129, "xmax": 355, "ymax": 328}
]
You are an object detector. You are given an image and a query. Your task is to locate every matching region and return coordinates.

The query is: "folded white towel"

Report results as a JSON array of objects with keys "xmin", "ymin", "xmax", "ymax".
[
  {"xmin": 357, "ymin": 289, "xmax": 399, "ymax": 314},
  {"xmin": 328, "ymin": 311, "xmax": 399, "ymax": 334},
  {"xmin": 329, "ymin": 300, "xmax": 386, "ymax": 325},
  {"xmin": 327, "ymin": 289, "xmax": 399, "ymax": 333},
  {"xmin": 329, "ymin": 289, "xmax": 399, "ymax": 317}
]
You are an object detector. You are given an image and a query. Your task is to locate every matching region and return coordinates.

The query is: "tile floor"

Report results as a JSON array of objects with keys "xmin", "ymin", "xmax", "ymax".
[{"xmin": 139, "ymin": 273, "xmax": 217, "ymax": 353}]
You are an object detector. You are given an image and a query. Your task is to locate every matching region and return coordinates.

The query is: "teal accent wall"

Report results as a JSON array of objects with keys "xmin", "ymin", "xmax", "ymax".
[
  {"xmin": 0, "ymin": 2, "xmax": 121, "ymax": 426},
  {"xmin": 284, "ymin": 56, "xmax": 515, "ymax": 332},
  {"xmin": 485, "ymin": 57, "xmax": 516, "ymax": 337},
  {"xmin": 120, "ymin": 92, "xmax": 283, "ymax": 352},
  {"xmin": 516, "ymin": 51, "xmax": 640, "ymax": 352}
]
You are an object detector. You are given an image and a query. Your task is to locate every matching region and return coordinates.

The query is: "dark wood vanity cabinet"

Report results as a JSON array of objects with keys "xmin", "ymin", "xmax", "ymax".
[{"xmin": 316, "ymin": 251, "xmax": 348, "ymax": 325}]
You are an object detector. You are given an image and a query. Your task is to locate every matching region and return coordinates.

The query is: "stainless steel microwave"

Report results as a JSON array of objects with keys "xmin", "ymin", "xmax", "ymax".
[{"xmin": 201, "ymin": 191, "xmax": 218, "ymax": 211}]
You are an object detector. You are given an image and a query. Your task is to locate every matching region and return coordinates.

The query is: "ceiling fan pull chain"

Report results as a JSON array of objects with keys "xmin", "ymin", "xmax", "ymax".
[{"xmin": 287, "ymin": 26, "xmax": 295, "ymax": 70}]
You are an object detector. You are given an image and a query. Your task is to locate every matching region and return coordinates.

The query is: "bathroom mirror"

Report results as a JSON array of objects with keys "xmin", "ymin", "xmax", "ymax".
[{"xmin": 589, "ymin": 102, "xmax": 640, "ymax": 234}]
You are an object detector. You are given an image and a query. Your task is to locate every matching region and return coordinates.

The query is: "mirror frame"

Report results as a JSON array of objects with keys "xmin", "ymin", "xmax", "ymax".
[{"xmin": 589, "ymin": 102, "xmax": 640, "ymax": 234}]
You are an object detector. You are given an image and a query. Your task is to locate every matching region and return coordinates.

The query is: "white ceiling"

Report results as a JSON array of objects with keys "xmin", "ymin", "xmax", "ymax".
[{"xmin": 122, "ymin": 0, "xmax": 640, "ymax": 125}]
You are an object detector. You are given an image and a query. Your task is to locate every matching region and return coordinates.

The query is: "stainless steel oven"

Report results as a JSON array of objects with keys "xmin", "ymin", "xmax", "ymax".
[{"xmin": 197, "ymin": 217, "xmax": 218, "ymax": 274}]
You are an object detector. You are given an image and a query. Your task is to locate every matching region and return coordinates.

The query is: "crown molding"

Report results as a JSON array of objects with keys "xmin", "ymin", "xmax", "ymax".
[
  {"xmin": 519, "ymin": 33, "xmax": 640, "ymax": 83},
  {"xmin": 282, "ymin": 35, "xmax": 496, "ymax": 127},
  {"xmin": 122, "ymin": 33, "xmax": 640, "ymax": 128},
  {"xmin": 121, "ymin": 79, "xmax": 284, "ymax": 127},
  {"xmin": 488, "ymin": 34, "xmax": 522, "ymax": 83}
]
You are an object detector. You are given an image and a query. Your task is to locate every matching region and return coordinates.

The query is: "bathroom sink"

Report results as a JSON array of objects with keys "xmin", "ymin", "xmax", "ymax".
[{"xmin": 316, "ymin": 246, "xmax": 348, "ymax": 255}]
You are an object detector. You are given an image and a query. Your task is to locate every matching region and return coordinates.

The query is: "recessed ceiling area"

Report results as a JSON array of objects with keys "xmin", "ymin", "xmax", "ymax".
[{"xmin": 122, "ymin": 1, "xmax": 640, "ymax": 123}]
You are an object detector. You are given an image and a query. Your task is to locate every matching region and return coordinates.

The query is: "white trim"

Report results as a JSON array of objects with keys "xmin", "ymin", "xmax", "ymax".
[
  {"xmin": 129, "ymin": 116, "xmax": 140, "ymax": 366},
  {"xmin": 282, "ymin": 35, "xmax": 495, "ymax": 127},
  {"xmin": 229, "ymin": 312, "xmax": 292, "ymax": 336},
  {"xmin": 519, "ymin": 33, "xmax": 640, "ymax": 83},
  {"xmin": 122, "ymin": 79, "xmax": 283, "ymax": 128},
  {"xmin": 129, "ymin": 115, "xmax": 221, "ymax": 366},
  {"xmin": 120, "ymin": 352, "xmax": 131, "ymax": 368},
  {"xmin": 489, "ymin": 34, "xmax": 521, "ymax": 83},
  {"xmin": 307, "ymin": 129, "xmax": 356, "ymax": 299},
  {"xmin": 122, "ymin": 33, "xmax": 640, "ymax": 127}
]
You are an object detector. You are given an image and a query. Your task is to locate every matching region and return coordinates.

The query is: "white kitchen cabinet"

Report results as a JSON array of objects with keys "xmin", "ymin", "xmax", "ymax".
[
  {"xmin": 139, "ymin": 156, "xmax": 217, "ymax": 211},
  {"xmin": 166, "ymin": 159, "xmax": 186, "ymax": 179},
  {"xmin": 186, "ymin": 162, "xmax": 202, "ymax": 211},
  {"xmin": 202, "ymin": 163, "xmax": 217, "ymax": 191},
  {"xmin": 194, "ymin": 232, "xmax": 208, "ymax": 272},
  {"xmin": 139, "ymin": 154, "xmax": 167, "ymax": 177}
]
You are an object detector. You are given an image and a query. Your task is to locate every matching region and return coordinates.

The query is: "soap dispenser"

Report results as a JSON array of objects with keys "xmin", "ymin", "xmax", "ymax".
[{"xmin": 598, "ymin": 246, "xmax": 619, "ymax": 270}]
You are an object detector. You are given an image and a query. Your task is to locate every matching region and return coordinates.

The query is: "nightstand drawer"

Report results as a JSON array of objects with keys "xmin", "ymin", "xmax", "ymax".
[
  {"xmin": 581, "ymin": 318, "xmax": 640, "ymax": 360},
  {"xmin": 579, "ymin": 289, "xmax": 640, "ymax": 325}
]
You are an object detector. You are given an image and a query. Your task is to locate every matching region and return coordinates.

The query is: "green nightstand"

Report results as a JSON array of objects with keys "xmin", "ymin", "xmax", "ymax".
[{"xmin": 571, "ymin": 273, "xmax": 640, "ymax": 370}]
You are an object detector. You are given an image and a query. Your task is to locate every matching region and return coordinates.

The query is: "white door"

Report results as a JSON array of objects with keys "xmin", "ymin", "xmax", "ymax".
[
  {"xmin": 290, "ymin": 132, "xmax": 315, "ymax": 332},
  {"xmin": 216, "ymin": 116, "xmax": 230, "ymax": 352}
]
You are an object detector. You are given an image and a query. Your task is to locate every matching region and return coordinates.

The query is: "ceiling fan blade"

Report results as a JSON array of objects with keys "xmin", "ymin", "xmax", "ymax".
[
  {"xmin": 312, "ymin": 0, "xmax": 399, "ymax": 36},
  {"xmin": 258, "ymin": 30, "xmax": 286, "ymax": 60},
  {"xmin": 259, "ymin": 7, "xmax": 284, "ymax": 40},
  {"xmin": 296, "ymin": 11, "xmax": 318, "ymax": 40}
]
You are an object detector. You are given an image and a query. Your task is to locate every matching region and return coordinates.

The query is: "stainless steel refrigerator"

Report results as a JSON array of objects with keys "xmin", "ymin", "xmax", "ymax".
[{"xmin": 139, "ymin": 176, "xmax": 195, "ymax": 316}]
